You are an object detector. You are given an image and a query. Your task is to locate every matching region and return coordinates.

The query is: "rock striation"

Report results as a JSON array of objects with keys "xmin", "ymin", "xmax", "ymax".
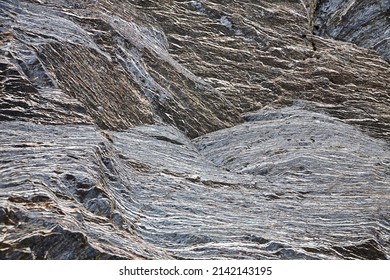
[
  {"xmin": 1, "ymin": 0, "xmax": 389, "ymax": 259},
  {"xmin": 310, "ymin": 0, "xmax": 390, "ymax": 62}
]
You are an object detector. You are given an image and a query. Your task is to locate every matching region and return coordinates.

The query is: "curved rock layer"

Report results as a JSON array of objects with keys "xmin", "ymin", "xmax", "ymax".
[
  {"xmin": 1, "ymin": 0, "xmax": 390, "ymax": 259},
  {"xmin": 311, "ymin": 0, "xmax": 390, "ymax": 62}
]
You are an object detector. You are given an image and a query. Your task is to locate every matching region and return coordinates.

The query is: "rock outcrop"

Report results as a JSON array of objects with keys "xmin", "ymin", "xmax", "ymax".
[
  {"xmin": 0, "ymin": 0, "xmax": 389, "ymax": 259},
  {"xmin": 311, "ymin": 0, "xmax": 390, "ymax": 62}
]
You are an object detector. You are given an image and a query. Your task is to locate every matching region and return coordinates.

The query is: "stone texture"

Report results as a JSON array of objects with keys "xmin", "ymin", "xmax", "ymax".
[
  {"xmin": 1, "ymin": 0, "xmax": 389, "ymax": 259},
  {"xmin": 310, "ymin": 0, "xmax": 390, "ymax": 62}
]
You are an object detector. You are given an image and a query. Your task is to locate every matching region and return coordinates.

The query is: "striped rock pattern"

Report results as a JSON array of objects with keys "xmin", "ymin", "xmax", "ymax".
[{"xmin": 1, "ymin": 0, "xmax": 389, "ymax": 259}]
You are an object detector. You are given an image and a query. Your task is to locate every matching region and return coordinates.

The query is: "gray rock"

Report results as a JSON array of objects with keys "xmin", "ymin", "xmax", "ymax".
[
  {"xmin": 311, "ymin": 0, "xmax": 390, "ymax": 62},
  {"xmin": 1, "ymin": 0, "xmax": 389, "ymax": 259}
]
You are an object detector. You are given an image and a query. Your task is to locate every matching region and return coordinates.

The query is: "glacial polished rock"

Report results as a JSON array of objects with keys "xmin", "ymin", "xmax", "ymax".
[{"xmin": 0, "ymin": 0, "xmax": 389, "ymax": 259}]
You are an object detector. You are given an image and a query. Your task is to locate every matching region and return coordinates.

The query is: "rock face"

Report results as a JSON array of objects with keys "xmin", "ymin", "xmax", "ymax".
[
  {"xmin": 311, "ymin": 0, "xmax": 390, "ymax": 62},
  {"xmin": 0, "ymin": 0, "xmax": 389, "ymax": 259}
]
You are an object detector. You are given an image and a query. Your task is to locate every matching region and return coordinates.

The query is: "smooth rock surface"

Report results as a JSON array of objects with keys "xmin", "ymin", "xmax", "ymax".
[{"xmin": 1, "ymin": 0, "xmax": 389, "ymax": 259}]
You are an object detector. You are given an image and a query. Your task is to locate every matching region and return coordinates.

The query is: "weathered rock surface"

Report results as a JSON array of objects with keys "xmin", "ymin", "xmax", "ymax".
[
  {"xmin": 1, "ymin": 0, "xmax": 389, "ymax": 259},
  {"xmin": 310, "ymin": 0, "xmax": 390, "ymax": 62}
]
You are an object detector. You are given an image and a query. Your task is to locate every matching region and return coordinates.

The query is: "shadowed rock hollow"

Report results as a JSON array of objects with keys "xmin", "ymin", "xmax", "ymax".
[
  {"xmin": 311, "ymin": 0, "xmax": 390, "ymax": 62},
  {"xmin": 0, "ymin": 0, "xmax": 389, "ymax": 259}
]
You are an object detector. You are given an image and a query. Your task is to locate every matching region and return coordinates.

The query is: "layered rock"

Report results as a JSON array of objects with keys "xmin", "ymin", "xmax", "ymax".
[
  {"xmin": 310, "ymin": 0, "xmax": 390, "ymax": 62},
  {"xmin": 1, "ymin": 0, "xmax": 389, "ymax": 259},
  {"xmin": 0, "ymin": 0, "xmax": 240, "ymax": 137}
]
